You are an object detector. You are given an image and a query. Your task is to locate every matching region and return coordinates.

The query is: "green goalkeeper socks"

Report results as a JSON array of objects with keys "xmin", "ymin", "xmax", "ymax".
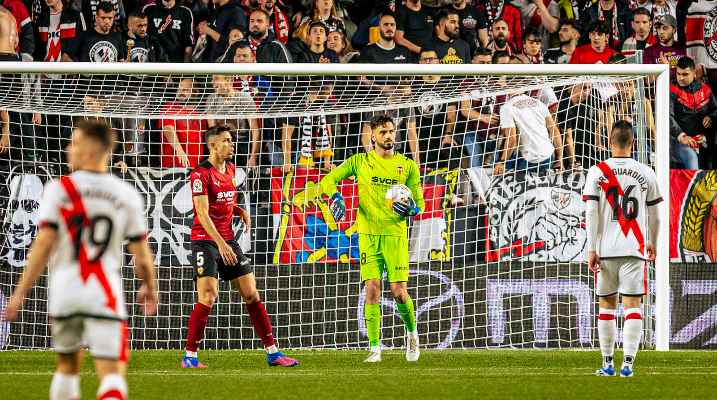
[
  {"xmin": 364, "ymin": 303, "xmax": 381, "ymax": 347},
  {"xmin": 396, "ymin": 296, "xmax": 416, "ymax": 333}
]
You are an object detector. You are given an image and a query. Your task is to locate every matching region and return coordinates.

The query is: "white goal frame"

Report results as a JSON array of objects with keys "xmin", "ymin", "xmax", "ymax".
[{"xmin": 0, "ymin": 62, "xmax": 672, "ymax": 351}]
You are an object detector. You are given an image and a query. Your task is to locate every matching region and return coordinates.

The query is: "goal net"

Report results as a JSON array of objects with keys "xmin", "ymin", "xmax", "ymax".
[{"xmin": 0, "ymin": 63, "xmax": 670, "ymax": 351}]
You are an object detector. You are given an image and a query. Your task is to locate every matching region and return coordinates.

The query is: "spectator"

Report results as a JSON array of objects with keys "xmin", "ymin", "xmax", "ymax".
[
  {"xmin": 281, "ymin": 82, "xmax": 335, "ymax": 172},
  {"xmin": 327, "ymin": 29, "xmax": 358, "ymax": 63},
  {"xmin": 426, "ymin": 8, "xmax": 470, "ymax": 64},
  {"xmin": 458, "ymin": 81, "xmax": 502, "ymax": 168},
  {"xmin": 158, "ymin": 77, "xmax": 205, "ymax": 169},
  {"xmin": 642, "ymin": 14, "xmax": 685, "ymax": 78},
  {"xmin": 621, "ymin": 7, "xmax": 656, "ymax": 57},
  {"xmin": 205, "ymin": 75, "xmax": 261, "ymax": 168},
  {"xmin": 64, "ymin": 2, "xmax": 125, "ymax": 62},
  {"xmin": 258, "ymin": 0, "xmax": 291, "ymax": 44},
  {"xmin": 3, "ymin": 0, "xmax": 34, "ymax": 60},
  {"xmin": 296, "ymin": 20, "xmax": 339, "ymax": 63},
  {"xmin": 471, "ymin": 46, "xmax": 492, "ymax": 64},
  {"xmin": 569, "ymin": 21, "xmax": 618, "ymax": 64},
  {"xmin": 513, "ymin": 0, "xmax": 561, "ymax": 50},
  {"xmin": 143, "ymin": 0, "xmax": 194, "ymax": 62},
  {"xmin": 356, "ymin": 12, "xmax": 413, "ymax": 64},
  {"xmin": 81, "ymin": 0, "xmax": 123, "ymax": 29},
  {"xmin": 554, "ymin": 83, "xmax": 594, "ymax": 169},
  {"xmin": 486, "ymin": 18, "xmax": 515, "ymax": 56},
  {"xmin": 294, "ymin": 0, "xmax": 346, "ymax": 45},
  {"xmin": 449, "ymin": 0, "xmax": 489, "ymax": 54},
  {"xmin": 126, "ymin": 11, "xmax": 166, "ymax": 62},
  {"xmin": 198, "ymin": 0, "xmax": 246, "ymax": 62},
  {"xmin": 248, "ymin": 8, "xmax": 291, "ymax": 63},
  {"xmin": 578, "ymin": 0, "xmax": 632, "ymax": 49},
  {"xmin": 477, "ymin": 0, "xmax": 522, "ymax": 52},
  {"xmin": 395, "ymin": 0, "xmax": 434, "ymax": 55},
  {"xmin": 544, "ymin": 19, "xmax": 580, "ymax": 64},
  {"xmin": 516, "ymin": 27, "xmax": 542, "ymax": 64},
  {"xmin": 494, "ymin": 89, "xmax": 563, "ymax": 175},
  {"xmin": 491, "ymin": 49, "xmax": 510, "ymax": 64},
  {"xmin": 670, "ymin": 56, "xmax": 717, "ymax": 169},
  {"xmin": 650, "ymin": 0, "xmax": 677, "ymax": 35}
]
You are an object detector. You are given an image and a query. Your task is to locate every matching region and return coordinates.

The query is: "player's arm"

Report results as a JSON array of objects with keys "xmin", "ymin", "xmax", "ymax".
[
  {"xmin": 582, "ymin": 168, "xmax": 601, "ymax": 273},
  {"xmin": 194, "ymin": 194, "xmax": 238, "ymax": 265},
  {"xmin": 319, "ymin": 155, "xmax": 357, "ymax": 221},
  {"xmin": 398, "ymin": 160, "xmax": 424, "ymax": 218},
  {"xmin": 127, "ymin": 239, "xmax": 158, "ymax": 316},
  {"xmin": 4, "ymin": 226, "xmax": 57, "ymax": 321},
  {"xmin": 645, "ymin": 169, "xmax": 663, "ymax": 261}
]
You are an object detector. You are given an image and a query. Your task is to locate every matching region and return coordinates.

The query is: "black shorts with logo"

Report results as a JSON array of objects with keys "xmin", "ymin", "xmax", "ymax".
[{"xmin": 191, "ymin": 240, "xmax": 252, "ymax": 281}]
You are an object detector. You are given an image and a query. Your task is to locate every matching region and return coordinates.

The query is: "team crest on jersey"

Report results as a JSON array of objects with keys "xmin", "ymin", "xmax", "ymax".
[
  {"xmin": 89, "ymin": 41, "xmax": 119, "ymax": 62},
  {"xmin": 197, "ymin": 267, "xmax": 204, "ymax": 275},
  {"xmin": 130, "ymin": 47, "xmax": 149, "ymax": 63},
  {"xmin": 192, "ymin": 179, "xmax": 203, "ymax": 193},
  {"xmin": 705, "ymin": 8, "xmax": 717, "ymax": 63},
  {"xmin": 396, "ymin": 165, "xmax": 404, "ymax": 176}
]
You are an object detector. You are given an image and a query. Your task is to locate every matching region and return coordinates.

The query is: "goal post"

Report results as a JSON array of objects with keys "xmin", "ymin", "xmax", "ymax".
[{"xmin": 0, "ymin": 62, "xmax": 671, "ymax": 351}]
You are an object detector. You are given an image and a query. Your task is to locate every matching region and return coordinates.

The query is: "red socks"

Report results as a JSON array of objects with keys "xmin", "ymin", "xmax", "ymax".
[
  {"xmin": 246, "ymin": 300, "xmax": 276, "ymax": 348},
  {"xmin": 185, "ymin": 302, "xmax": 211, "ymax": 352}
]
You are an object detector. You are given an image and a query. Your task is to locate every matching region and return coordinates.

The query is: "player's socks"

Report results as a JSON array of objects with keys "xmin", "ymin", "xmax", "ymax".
[
  {"xmin": 96, "ymin": 373, "xmax": 127, "ymax": 400},
  {"xmin": 50, "ymin": 372, "xmax": 80, "ymax": 400},
  {"xmin": 364, "ymin": 303, "xmax": 381, "ymax": 348},
  {"xmin": 246, "ymin": 300, "xmax": 276, "ymax": 347},
  {"xmin": 185, "ymin": 302, "xmax": 211, "ymax": 352},
  {"xmin": 597, "ymin": 308, "xmax": 616, "ymax": 365},
  {"xmin": 621, "ymin": 308, "xmax": 642, "ymax": 377},
  {"xmin": 396, "ymin": 296, "xmax": 416, "ymax": 333}
]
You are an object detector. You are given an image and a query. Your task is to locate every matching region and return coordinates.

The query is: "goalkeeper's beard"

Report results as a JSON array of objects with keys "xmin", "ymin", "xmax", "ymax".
[{"xmin": 376, "ymin": 141, "xmax": 394, "ymax": 151}]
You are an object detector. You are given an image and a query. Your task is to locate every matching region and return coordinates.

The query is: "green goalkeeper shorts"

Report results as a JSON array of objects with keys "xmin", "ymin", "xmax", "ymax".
[{"xmin": 358, "ymin": 233, "xmax": 410, "ymax": 283}]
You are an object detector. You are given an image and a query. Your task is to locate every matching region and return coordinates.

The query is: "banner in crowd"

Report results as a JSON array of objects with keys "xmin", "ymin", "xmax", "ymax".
[
  {"xmin": 270, "ymin": 168, "xmax": 458, "ymax": 264},
  {"xmin": 0, "ymin": 165, "xmax": 251, "ymax": 268},
  {"xmin": 485, "ymin": 171, "xmax": 588, "ymax": 262},
  {"xmin": 669, "ymin": 170, "xmax": 717, "ymax": 263}
]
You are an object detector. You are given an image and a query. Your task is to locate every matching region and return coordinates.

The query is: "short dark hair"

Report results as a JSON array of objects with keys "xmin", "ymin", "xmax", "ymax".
[
  {"xmin": 76, "ymin": 119, "xmax": 116, "ymax": 151},
  {"xmin": 435, "ymin": 8, "xmax": 458, "ymax": 26},
  {"xmin": 492, "ymin": 50, "xmax": 510, "ymax": 63},
  {"xmin": 611, "ymin": 120, "xmax": 634, "ymax": 149},
  {"xmin": 632, "ymin": 7, "xmax": 652, "ymax": 20},
  {"xmin": 369, "ymin": 114, "xmax": 395, "ymax": 130},
  {"xmin": 559, "ymin": 19, "xmax": 577, "ymax": 30},
  {"xmin": 378, "ymin": 11, "xmax": 396, "ymax": 22},
  {"xmin": 523, "ymin": 27, "xmax": 541, "ymax": 42},
  {"xmin": 588, "ymin": 21, "xmax": 610, "ymax": 35},
  {"xmin": 205, "ymin": 124, "xmax": 232, "ymax": 145},
  {"xmin": 309, "ymin": 20, "xmax": 328, "ymax": 34},
  {"xmin": 473, "ymin": 47, "xmax": 492, "ymax": 57},
  {"xmin": 96, "ymin": 1, "xmax": 115, "ymax": 14},
  {"xmin": 250, "ymin": 8, "xmax": 270, "ymax": 20},
  {"xmin": 676, "ymin": 55, "xmax": 696, "ymax": 70}
]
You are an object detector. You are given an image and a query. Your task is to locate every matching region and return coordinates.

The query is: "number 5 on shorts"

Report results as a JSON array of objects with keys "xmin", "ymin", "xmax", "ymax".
[{"xmin": 196, "ymin": 251, "xmax": 204, "ymax": 266}]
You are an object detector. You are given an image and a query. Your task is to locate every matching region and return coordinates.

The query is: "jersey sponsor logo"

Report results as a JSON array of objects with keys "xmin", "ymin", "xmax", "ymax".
[
  {"xmin": 396, "ymin": 165, "xmax": 404, "ymax": 176},
  {"xmin": 192, "ymin": 179, "xmax": 203, "ymax": 193},
  {"xmin": 216, "ymin": 190, "xmax": 234, "ymax": 200},
  {"xmin": 88, "ymin": 41, "xmax": 119, "ymax": 62},
  {"xmin": 371, "ymin": 176, "xmax": 399, "ymax": 185}
]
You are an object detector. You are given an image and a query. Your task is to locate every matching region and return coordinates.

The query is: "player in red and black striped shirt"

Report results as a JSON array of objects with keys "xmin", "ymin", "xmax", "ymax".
[{"xmin": 182, "ymin": 124, "xmax": 298, "ymax": 368}]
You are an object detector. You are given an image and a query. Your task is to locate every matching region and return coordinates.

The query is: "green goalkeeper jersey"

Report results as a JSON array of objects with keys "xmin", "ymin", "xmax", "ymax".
[{"xmin": 320, "ymin": 150, "xmax": 424, "ymax": 237}]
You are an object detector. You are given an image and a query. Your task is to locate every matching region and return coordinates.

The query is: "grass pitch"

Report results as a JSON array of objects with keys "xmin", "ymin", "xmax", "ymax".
[{"xmin": 1, "ymin": 350, "xmax": 716, "ymax": 399}]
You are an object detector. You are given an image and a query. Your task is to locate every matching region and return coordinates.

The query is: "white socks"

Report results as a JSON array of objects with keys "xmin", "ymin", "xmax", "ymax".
[
  {"xmin": 96, "ymin": 373, "xmax": 127, "ymax": 400},
  {"xmin": 265, "ymin": 345, "xmax": 279, "ymax": 355},
  {"xmin": 622, "ymin": 307, "xmax": 643, "ymax": 367},
  {"xmin": 50, "ymin": 372, "xmax": 80, "ymax": 400},
  {"xmin": 598, "ymin": 308, "xmax": 616, "ymax": 367}
]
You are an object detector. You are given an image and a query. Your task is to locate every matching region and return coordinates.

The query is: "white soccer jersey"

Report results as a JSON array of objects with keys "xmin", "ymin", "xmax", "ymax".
[
  {"xmin": 582, "ymin": 157, "xmax": 662, "ymax": 259},
  {"xmin": 499, "ymin": 94, "xmax": 554, "ymax": 163},
  {"xmin": 36, "ymin": 171, "xmax": 147, "ymax": 320}
]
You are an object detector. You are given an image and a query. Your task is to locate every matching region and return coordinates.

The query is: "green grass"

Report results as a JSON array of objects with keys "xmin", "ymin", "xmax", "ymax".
[{"xmin": 1, "ymin": 350, "xmax": 716, "ymax": 399}]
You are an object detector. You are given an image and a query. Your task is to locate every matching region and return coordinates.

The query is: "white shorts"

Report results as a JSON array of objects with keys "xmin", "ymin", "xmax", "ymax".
[
  {"xmin": 51, "ymin": 317, "xmax": 129, "ymax": 362},
  {"xmin": 596, "ymin": 257, "xmax": 647, "ymax": 297}
]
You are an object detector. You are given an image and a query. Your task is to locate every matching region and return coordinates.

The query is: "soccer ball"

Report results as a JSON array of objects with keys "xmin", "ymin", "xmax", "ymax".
[{"xmin": 385, "ymin": 184, "xmax": 412, "ymax": 213}]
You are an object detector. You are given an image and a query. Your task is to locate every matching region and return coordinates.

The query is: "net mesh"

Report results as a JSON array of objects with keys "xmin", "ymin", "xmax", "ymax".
[{"xmin": 0, "ymin": 68, "xmax": 660, "ymax": 350}]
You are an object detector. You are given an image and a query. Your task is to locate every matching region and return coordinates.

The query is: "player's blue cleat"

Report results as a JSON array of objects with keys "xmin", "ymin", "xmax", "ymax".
[
  {"xmin": 181, "ymin": 356, "xmax": 207, "ymax": 369},
  {"xmin": 620, "ymin": 365, "xmax": 634, "ymax": 377},
  {"xmin": 267, "ymin": 352, "xmax": 299, "ymax": 367},
  {"xmin": 595, "ymin": 365, "xmax": 616, "ymax": 376}
]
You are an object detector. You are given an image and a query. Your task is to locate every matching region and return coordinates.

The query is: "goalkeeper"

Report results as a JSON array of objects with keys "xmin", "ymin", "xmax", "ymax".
[{"xmin": 320, "ymin": 114, "xmax": 425, "ymax": 362}]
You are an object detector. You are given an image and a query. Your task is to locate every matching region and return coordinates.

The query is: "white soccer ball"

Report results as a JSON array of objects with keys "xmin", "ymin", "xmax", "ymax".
[{"xmin": 385, "ymin": 184, "xmax": 412, "ymax": 213}]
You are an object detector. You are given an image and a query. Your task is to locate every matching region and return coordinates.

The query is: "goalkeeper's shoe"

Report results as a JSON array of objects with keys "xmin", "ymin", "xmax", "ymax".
[
  {"xmin": 595, "ymin": 365, "xmax": 616, "ymax": 376},
  {"xmin": 267, "ymin": 352, "xmax": 299, "ymax": 367},
  {"xmin": 620, "ymin": 365, "xmax": 634, "ymax": 378},
  {"xmin": 406, "ymin": 331, "xmax": 420, "ymax": 362},
  {"xmin": 181, "ymin": 356, "xmax": 207, "ymax": 369},
  {"xmin": 363, "ymin": 348, "xmax": 382, "ymax": 363}
]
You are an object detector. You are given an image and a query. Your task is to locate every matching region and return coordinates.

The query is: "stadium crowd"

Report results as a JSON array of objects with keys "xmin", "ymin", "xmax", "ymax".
[{"xmin": 0, "ymin": 0, "xmax": 716, "ymax": 175}]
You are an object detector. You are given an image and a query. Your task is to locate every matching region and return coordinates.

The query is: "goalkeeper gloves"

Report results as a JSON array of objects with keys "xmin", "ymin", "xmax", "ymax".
[
  {"xmin": 393, "ymin": 197, "xmax": 420, "ymax": 218},
  {"xmin": 329, "ymin": 192, "xmax": 346, "ymax": 222}
]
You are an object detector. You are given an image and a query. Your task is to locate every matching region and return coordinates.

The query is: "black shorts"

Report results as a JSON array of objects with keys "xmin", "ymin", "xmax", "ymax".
[{"xmin": 191, "ymin": 240, "xmax": 253, "ymax": 281}]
